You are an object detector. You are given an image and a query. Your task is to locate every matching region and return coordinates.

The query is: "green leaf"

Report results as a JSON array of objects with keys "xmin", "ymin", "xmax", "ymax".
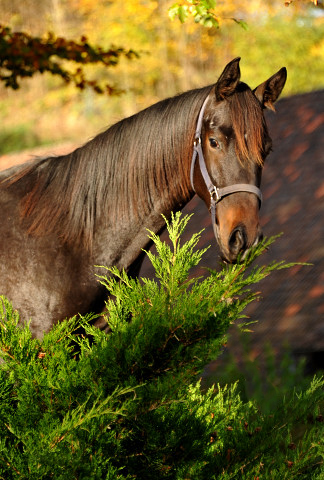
[
  {"xmin": 168, "ymin": 3, "xmax": 181, "ymax": 21},
  {"xmin": 202, "ymin": 14, "xmax": 219, "ymax": 28},
  {"xmin": 178, "ymin": 5, "xmax": 189, "ymax": 23},
  {"xmin": 232, "ymin": 18, "xmax": 249, "ymax": 30}
]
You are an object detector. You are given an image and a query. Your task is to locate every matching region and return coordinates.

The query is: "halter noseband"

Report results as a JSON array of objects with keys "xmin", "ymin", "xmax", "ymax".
[{"xmin": 190, "ymin": 95, "xmax": 263, "ymax": 241}]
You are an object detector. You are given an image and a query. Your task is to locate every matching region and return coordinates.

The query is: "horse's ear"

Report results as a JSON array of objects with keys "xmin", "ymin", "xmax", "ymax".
[
  {"xmin": 254, "ymin": 67, "xmax": 287, "ymax": 111},
  {"xmin": 215, "ymin": 57, "xmax": 241, "ymax": 101}
]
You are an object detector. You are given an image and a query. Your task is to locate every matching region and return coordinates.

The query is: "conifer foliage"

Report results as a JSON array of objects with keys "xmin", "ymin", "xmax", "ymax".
[{"xmin": 0, "ymin": 213, "xmax": 323, "ymax": 479}]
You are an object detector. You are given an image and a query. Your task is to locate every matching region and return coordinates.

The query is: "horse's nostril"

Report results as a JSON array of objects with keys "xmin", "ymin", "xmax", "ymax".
[
  {"xmin": 253, "ymin": 231, "xmax": 263, "ymax": 248},
  {"xmin": 228, "ymin": 226, "xmax": 247, "ymax": 255}
]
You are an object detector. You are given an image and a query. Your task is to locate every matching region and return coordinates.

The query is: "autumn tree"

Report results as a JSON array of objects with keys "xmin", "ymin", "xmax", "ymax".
[
  {"xmin": 1, "ymin": 0, "xmax": 322, "ymax": 94},
  {"xmin": 0, "ymin": 0, "xmax": 323, "ymax": 154},
  {"xmin": 0, "ymin": 24, "xmax": 138, "ymax": 94}
]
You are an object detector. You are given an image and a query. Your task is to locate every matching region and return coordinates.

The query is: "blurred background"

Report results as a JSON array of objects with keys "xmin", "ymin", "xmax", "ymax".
[
  {"xmin": 0, "ymin": 0, "xmax": 323, "ymax": 377},
  {"xmin": 0, "ymin": 0, "xmax": 323, "ymax": 154}
]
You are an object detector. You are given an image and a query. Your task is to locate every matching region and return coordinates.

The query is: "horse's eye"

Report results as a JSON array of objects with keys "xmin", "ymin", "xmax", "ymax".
[{"xmin": 209, "ymin": 138, "xmax": 220, "ymax": 149}]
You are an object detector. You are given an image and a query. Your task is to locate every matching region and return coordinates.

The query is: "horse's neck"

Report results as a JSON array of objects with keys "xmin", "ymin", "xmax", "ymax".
[
  {"xmin": 93, "ymin": 187, "xmax": 192, "ymax": 275},
  {"xmin": 91, "ymin": 108, "xmax": 195, "ymax": 271}
]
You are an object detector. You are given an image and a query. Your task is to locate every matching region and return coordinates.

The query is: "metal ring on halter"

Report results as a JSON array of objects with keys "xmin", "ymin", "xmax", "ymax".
[
  {"xmin": 210, "ymin": 186, "xmax": 221, "ymax": 203},
  {"xmin": 194, "ymin": 136, "xmax": 201, "ymax": 147}
]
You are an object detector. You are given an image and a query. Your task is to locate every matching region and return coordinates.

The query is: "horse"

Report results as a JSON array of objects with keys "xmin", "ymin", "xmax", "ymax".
[{"xmin": 0, "ymin": 58, "xmax": 286, "ymax": 338}]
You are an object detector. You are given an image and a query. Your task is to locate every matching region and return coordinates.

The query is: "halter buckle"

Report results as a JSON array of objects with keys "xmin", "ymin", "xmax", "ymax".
[
  {"xmin": 210, "ymin": 186, "xmax": 221, "ymax": 204},
  {"xmin": 194, "ymin": 135, "xmax": 201, "ymax": 147}
]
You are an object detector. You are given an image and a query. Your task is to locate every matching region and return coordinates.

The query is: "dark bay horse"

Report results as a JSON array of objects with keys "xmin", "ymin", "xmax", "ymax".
[{"xmin": 0, "ymin": 58, "xmax": 286, "ymax": 337}]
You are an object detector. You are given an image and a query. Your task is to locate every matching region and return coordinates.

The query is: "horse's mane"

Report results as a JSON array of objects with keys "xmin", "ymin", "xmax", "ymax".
[
  {"xmin": 4, "ymin": 83, "xmax": 266, "ymax": 250},
  {"xmin": 6, "ymin": 87, "xmax": 211, "ymax": 250}
]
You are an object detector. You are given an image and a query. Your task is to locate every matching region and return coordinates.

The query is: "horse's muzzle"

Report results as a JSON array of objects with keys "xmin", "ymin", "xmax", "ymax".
[{"xmin": 223, "ymin": 225, "xmax": 263, "ymax": 264}]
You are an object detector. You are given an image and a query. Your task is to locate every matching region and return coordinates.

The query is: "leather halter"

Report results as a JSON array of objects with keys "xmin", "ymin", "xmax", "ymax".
[{"xmin": 190, "ymin": 95, "xmax": 263, "ymax": 240}]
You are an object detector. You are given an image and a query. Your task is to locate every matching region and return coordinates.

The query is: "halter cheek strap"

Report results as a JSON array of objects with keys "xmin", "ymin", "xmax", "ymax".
[{"xmin": 190, "ymin": 95, "xmax": 263, "ymax": 240}]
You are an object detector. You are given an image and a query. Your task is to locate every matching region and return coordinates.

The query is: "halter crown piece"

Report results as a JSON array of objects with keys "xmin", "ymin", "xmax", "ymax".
[{"xmin": 190, "ymin": 95, "xmax": 263, "ymax": 241}]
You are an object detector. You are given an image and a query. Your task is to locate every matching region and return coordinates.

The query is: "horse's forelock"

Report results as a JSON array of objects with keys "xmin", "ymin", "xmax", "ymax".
[{"xmin": 229, "ymin": 83, "xmax": 267, "ymax": 166}]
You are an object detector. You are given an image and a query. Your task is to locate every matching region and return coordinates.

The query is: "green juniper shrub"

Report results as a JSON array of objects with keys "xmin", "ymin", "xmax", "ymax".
[{"xmin": 0, "ymin": 212, "xmax": 323, "ymax": 479}]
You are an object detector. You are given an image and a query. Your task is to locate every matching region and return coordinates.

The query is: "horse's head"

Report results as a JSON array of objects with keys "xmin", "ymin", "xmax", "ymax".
[{"xmin": 191, "ymin": 58, "xmax": 287, "ymax": 263}]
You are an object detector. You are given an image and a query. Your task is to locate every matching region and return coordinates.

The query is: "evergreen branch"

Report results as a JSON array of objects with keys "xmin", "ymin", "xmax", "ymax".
[
  {"xmin": 0, "ymin": 213, "xmax": 322, "ymax": 478},
  {"xmin": 0, "ymin": 456, "xmax": 21, "ymax": 475}
]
